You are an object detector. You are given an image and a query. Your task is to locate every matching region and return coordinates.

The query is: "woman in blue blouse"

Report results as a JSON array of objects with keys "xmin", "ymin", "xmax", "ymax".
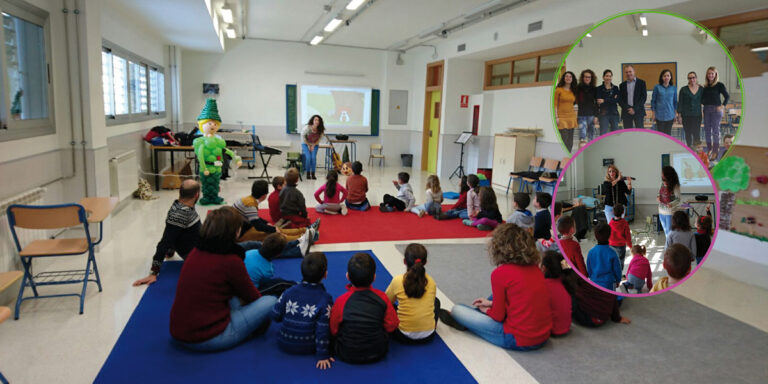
[
  {"xmin": 650, "ymin": 69, "xmax": 677, "ymax": 135},
  {"xmin": 595, "ymin": 69, "xmax": 620, "ymax": 135}
]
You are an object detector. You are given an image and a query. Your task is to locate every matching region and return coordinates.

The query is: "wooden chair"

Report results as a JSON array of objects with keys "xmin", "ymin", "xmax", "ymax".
[
  {"xmin": 0, "ymin": 271, "xmax": 20, "ymax": 384},
  {"xmin": 537, "ymin": 157, "xmax": 569, "ymax": 194},
  {"xmin": 523, "ymin": 158, "xmax": 559, "ymax": 194},
  {"xmin": 369, "ymin": 144, "xmax": 385, "ymax": 167},
  {"xmin": 6, "ymin": 204, "xmax": 102, "ymax": 319},
  {"xmin": 507, "ymin": 157, "xmax": 543, "ymax": 195}
]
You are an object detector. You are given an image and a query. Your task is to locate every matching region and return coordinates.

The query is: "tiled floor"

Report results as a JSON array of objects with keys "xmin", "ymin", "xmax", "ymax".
[{"xmin": 0, "ymin": 165, "xmax": 765, "ymax": 383}]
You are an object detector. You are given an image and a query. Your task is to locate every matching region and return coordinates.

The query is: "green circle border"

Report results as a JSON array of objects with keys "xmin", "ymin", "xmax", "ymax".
[{"xmin": 550, "ymin": 9, "xmax": 746, "ymax": 158}]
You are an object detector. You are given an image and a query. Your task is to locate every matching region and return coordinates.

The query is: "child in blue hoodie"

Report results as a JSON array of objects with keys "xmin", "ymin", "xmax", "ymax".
[
  {"xmin": 272, "ymin": 252, "xmax": 335, "ymax": 369},
  {"xmin": 507, "ymin": 192, "xmax": 535, "ymax": 233},
  {"xmin": 586, "ymin": 222, "xmax": 622, "ymax": 290},
  {"xmin": 244, "ymin": 233, "xmax": 297, "ymax": 296}
]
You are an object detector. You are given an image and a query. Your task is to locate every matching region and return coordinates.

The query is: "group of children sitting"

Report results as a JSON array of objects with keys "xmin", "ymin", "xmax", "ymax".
[{"xmin": 552, "ymin": 200, "xmax": 713, "ymax": 294}]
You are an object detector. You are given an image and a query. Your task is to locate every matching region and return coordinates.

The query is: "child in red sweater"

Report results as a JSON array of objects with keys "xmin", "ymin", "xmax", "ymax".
[
  {"xmin": 620, "ymin": 245, "xmax": 652, "ymax": 294},
  {"xmin": 608, "ymin": 204, "xmax": 632, "ymax": 270},
  {"xmin": 438, "ymin": 175, "xmax": 469, "ymax": 220},
  {"xmin": 441, "ymin": 223, "xmax": 552, "ymax": 350},
  {"xmin": 541, "ymin": 251, "xmax": 576, "ymax": 337},
  {"xmin": 557, "ymin": 216, "xmax": 587, "ymax": 277},
  {"xmin": 268, "ymin": 176, "xmax": 285, "ymax": 225}
]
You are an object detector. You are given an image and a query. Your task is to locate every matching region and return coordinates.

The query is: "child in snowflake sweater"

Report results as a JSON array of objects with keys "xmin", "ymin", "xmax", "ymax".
[{"xmin": 272, "ymin": 252, "xmax": 335, "ymax": 369}]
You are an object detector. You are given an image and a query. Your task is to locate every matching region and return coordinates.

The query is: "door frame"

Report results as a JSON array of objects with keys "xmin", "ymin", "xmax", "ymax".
[{"xmin": 421, "ymin": 60, "xmax": 444, "ymax": 171}]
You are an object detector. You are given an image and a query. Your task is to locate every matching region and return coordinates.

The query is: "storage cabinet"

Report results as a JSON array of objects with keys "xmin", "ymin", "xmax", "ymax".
[{"xmin": 491, "ymin": 133, "xmax": 537, "ymax": 192}]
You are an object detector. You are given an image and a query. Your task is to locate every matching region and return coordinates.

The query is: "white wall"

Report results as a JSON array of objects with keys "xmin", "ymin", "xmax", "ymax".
[
  {"xmin": 566, "ymin": 34, "xmax": 738, "ymax": 100},
  {"xmin": 181, "ymin": 40, "xmax": 418, "ymax": 166}
]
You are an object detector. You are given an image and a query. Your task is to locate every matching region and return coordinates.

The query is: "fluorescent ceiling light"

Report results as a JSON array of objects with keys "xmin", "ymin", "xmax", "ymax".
[
  {"xmin": 310, "ymin": 35, "xmax": 324, "ymax": 45},
  {"xmin": 752, "ymin": 46, "xmax": 768, "ymax": 52},
  {"xmin": 346, "ymin": 0, "xmax": 367, "ymax": 10},
  {"xmin": 642, "ymin": 27, "xmax": 648, "ymax": 36},
  {"xmin": 586, "ymin": 33, "xmax": 592, "ymax": 37},
  {"xmin": 220, "ymin": 4, "xmax": 233, "ymax": 24},
  {"xmin": 639, "ymin": 14, "xmax": 647, "ymax": 26},
  {"xmin": 418, "ymin": 22, "xmax": 445, "ymax": 39},
  {"xmin": 225, "ymin": 27, "xmax": 236, "ymax": 39},
  {"xmin": 463, "ymin": 0, "xmax": 503, "ymax": 20},
  {"xmin": 324, "ymin": 18, "xmax": 343, "ymax": 32}
]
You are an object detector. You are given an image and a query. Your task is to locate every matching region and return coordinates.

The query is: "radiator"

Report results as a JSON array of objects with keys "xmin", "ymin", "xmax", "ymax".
[
  {"xmin": 0, "ymin": 187, "xmax": 47, "ymax": 273},
  {"xmin": 109, "ymin": 150, "xmax": 138, "ymax": 202}
]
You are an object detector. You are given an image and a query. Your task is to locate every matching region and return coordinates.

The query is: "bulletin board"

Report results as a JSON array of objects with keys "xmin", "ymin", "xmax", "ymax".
[
  {"xmin": 622, "ymin": 62, "xmax": 677, "ymax": 87},
  {"xmin": 714, "ymin": 145, "xmax": 768, "ymax": 242}
]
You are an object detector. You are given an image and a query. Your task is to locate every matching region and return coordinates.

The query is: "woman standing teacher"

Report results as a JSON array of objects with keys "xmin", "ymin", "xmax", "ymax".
[
  {"xmin": 596, "ymin": 69, "xmax": 621, "ymax": 135},
  {"xmin": 677, "ymin": 71, "xmax": 703, "ymax": 147},
  {"xmin": 650, "ymin": 69, "xmax": 677, "ymax": 135},
  {"xmin": 602, "ymin": 164, "xmax": 632, "ymax": 223},
  {"xmin": 301, "ymin": 115, "xmax": 326, "ymax": 180},
  {"xmin": 701, "ymin": 66, "xmax": 729, "ymax": 157},
  {"xmin": 555, "ymin": 71, "xmax": 578, "ymax": 153}
]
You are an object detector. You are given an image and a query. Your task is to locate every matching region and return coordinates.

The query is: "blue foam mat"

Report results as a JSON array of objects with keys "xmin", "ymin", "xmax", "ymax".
[{"xmin": 96, "ymin": 250, "xmax": 476, "ymax": 383}]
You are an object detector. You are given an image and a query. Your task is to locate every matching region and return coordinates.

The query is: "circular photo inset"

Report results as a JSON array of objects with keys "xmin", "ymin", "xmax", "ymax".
[
  {"xmin": 552, "ymin": 10, "xmax": 742, "ymax": 161},
  {"xmin": 552, "ymin": 129, "xmax": 719, "ymax": 297}
]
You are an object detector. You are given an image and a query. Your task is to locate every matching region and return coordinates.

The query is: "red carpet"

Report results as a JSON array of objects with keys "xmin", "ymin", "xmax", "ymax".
[{"xmin": 261, "ymin": 205, "xmax": 492, "ymax": 244}]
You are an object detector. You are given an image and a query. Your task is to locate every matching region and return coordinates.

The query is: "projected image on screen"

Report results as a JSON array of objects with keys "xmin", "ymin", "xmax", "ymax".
[
  {"xmin": 300, "ymin": 85, "xmax": 372, "ymax": 135},
  {"xmin": 671, "ymin": 152, "xmax": 709, "ymax": 187}
]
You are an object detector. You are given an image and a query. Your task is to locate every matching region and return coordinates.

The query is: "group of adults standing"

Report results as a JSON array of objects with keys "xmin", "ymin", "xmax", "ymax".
[{"xmin": 555, "ymin": 65, "xmax": 730, "ymax": 154}]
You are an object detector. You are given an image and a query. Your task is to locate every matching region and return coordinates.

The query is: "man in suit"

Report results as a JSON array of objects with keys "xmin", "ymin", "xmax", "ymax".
[{"xmin": 619, "ymin": 65, "xmax": 647, "ymax": 128}]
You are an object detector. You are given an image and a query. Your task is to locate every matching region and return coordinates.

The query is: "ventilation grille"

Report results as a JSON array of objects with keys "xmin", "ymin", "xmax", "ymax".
[
  {"xmin": 528, "ymin": 20, "xmax": 543, "ymax": 33},
  {"xmin": 457, "ymin": 43, "xmax": 466, "ymax": 52}
]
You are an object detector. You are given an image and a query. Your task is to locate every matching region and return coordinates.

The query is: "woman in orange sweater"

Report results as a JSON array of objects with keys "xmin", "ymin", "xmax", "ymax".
[{"xmin": 555, "ymin": 71, "xmax": 578, "ymax": 153}]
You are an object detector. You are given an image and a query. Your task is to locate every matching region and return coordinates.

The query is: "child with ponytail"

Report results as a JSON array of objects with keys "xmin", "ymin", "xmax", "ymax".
[
  {"xmin": 541, "ymin": 251, "xmax": 577, "ymax": 337},
  {"xmin": 385, "ymin": 243, "xmax": 440, "ymax": 344},
  {"xmin": 314, "ymin": 170, "xmax": 348, "ymax": 215}
]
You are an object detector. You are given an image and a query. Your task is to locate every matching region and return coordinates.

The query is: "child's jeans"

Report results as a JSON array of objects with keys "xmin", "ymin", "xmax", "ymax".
[
  {"xmin": 610, "ymin": 245, "xmax": 627, "ymax": 271},
  {"xmin": 451, "ymin": 304, "xmax": 546, "ymax": 351},
  {"xmin": 382, "ymin": 194, "xmax": 406, "ymax": 211},
  {"xmin": 442, "ymin": 208, "xmax": 466, "ymax": 219},
  {"xmin": 625, "ymin": 273, "xmax": 646, "ymax": 292},
  {"xmin": 411, "ymin": 201, "xmax": 441, "ymax": 216},
  {"xmin": 346, "ymin": 199, "xmax": 370, "ymax": 211},
  {"xmin": 175, "ymin": 296, "xmax": 277, "ymax": 351}
]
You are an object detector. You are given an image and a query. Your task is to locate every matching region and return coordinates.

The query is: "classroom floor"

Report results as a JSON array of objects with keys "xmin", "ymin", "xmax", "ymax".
[{"xmin": 0, "ymin": 165, "xmax": 766, "ymax": 383}]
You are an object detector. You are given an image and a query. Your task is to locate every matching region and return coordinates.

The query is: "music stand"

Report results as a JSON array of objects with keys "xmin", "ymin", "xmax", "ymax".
[{"xmin": 450, "ymin": 132, "xmax": 472, "ymax": 180}]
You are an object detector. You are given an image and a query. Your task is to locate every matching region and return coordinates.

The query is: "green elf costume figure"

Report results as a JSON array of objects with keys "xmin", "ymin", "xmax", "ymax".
[{"xmin": 193, "ymin": 98, "xmax": 241, "ymax": 205}]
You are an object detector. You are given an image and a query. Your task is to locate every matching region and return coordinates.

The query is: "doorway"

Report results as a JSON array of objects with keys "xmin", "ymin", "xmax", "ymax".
[{"xmin": 421, "ymin": 61, "xmax": 444, "ymax": 172}]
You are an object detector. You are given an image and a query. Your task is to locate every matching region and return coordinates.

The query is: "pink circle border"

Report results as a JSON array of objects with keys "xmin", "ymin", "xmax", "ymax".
[{"xmin": 552, "ymin": 128, "xmax": 721, "ymax": 298}]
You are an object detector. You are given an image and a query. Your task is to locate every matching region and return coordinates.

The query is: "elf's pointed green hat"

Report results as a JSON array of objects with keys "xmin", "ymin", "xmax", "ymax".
[{"xmin": 197, "ymin": 98, "xmax": 221, "ymax": 122}]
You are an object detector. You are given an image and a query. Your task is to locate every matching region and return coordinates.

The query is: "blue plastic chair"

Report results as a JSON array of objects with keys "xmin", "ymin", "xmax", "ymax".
[{"xmin": 6, "ymin": 203, "xmax": 102, "ymax": 319}]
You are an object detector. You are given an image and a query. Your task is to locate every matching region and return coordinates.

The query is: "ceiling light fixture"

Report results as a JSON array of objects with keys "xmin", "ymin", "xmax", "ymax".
[
  {"xmin": 220, "ymin": 4, "xmax": 233, "ymax": 24},
  {"xmin": 418, "ymin": 23, "xmax": 445, "ymax": 39},
  {"xmin": 310, "ymin": 35, "xmax": 324, "ymax": 45},
  {"xmin": 586, "ymin": 33, "xmax": 592, "ymax": 37},
  {"xmin": 346, "ymin": 0, "xmax": 367, "ymax": 11},
  {"xmin": 324, "ymin": 18, "xmax": 343, "ymax": 32},
  {"xmin": 642, "ymin": 27, "xmax": 648, "ymax": 36},
  {"xmin": 463, "ymin": 0, "xmax": 503, "ymax": 20},
  {"xmin": 639, "ymin": 14, "xmax": 647, "ymax": 26},
  {"xmin": 751, "ymin": 46, "xmax": 768, "ymax": 52}
]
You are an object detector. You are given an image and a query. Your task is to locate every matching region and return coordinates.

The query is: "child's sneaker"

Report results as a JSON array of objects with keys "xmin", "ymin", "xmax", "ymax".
[
  {"xmin": 311, "ymin": 218, "xmax": 321, "ymax": 231},
  {"xmin": 462, "ymin": 219, "xmax": 473, "ymax": 226},
  {"xmin": 477, "ymin": 224, "xmax": 493, "ymax": 231},
  {"xmin": 298, "ymin": 230, "xmax": 312, "ymax": 257},
  {"xmin": 341, "ymin": 204, "xmax": 348, "ymax": 216},
  {"xmin": 379, "ymin": 204, "xmax": 393, "ymax": 212},
  {"xmin": 418, "ymin": 210, "xmax": 425, "ymax": 218}
]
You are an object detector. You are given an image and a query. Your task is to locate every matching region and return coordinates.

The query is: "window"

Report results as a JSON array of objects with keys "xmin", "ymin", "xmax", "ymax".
[
  {"xmin": 0, "ymin": 1, "xmax": 54, "ymax": 142},
  {"xmin": 483, "ymin": 46, "xmax": 569, "ymax": 90},
  {"xmin": 101, "ymin": 40, "xmax": 166, "ymax": 124},
  {"xmin": 149, "ymin": 67, "xmax": 165, "ymax": 113}
]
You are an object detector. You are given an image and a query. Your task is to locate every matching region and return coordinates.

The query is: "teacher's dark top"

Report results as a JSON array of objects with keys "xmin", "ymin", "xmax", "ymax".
[
  {"xmin": 576, "ymin": 85, "xmax": 598, "ymax": 117},
  {"xmin": 602, "ymin": 180, "xmax": 630, "ymax": 206},
  {"xmin": 701, "ymin": 82, "xmax": 729, "ymax": 106}
]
